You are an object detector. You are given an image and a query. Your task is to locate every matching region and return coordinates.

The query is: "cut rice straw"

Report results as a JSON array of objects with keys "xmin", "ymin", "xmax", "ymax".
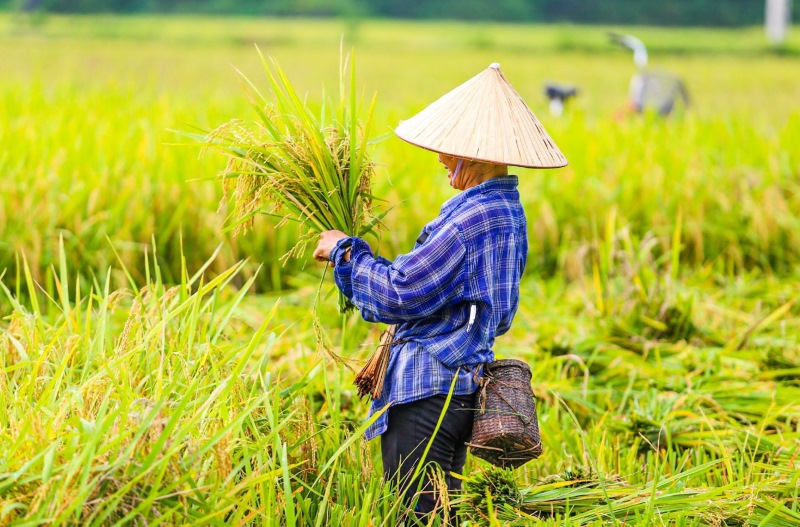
[{"xmin": 354, "ymin": 324, "xmax": 396, "ymax": 399}]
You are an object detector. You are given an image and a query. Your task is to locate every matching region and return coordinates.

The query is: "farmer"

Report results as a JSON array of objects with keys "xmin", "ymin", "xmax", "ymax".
[{"xmin": 313, "ymin": 63, "xmax": 567, "ymax": 518}]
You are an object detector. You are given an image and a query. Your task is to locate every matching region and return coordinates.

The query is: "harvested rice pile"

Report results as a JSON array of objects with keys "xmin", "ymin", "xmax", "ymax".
[{"xmin": 457, "ymin": 464, "xmax": 800, "ymax": 526}]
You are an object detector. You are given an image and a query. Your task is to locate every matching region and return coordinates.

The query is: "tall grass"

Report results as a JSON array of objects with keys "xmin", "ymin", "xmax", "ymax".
[
  {"xmin": 0, "ymin": 250, "xmax": 413, "ymax": 525},
  {"xmin": 2, "ymin": 226, "xmax": 798, "ymax": 524}
]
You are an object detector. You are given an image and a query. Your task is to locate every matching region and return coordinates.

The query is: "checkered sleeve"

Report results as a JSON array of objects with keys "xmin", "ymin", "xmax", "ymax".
[
  {"xmin": 333, "ymin": 224, "xmax": 467, "ymax": 323},
  {"xmin": 330, "ymin": 237, "xmax": 356, "ymax": 299}
]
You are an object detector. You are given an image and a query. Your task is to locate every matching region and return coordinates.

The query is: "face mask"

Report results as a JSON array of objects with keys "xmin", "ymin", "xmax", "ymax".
[{"xmin": 450, "ymin": 159, "xmax": 464, "ymax": 188}]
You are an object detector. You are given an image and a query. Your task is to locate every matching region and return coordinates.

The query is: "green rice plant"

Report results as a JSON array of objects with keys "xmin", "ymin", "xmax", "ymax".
[
  {"xmin": 0, "ymin": 247, "xmax": 409, "ymax": 526},
  {"xmin": 196, "ymin": 47, "xmax": 382, "ymax": 313}
]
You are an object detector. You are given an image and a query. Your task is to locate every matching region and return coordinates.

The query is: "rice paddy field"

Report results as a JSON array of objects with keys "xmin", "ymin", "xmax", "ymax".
[{"xmin": 2, "ymin": 13, "xmax": 800, "ymax": 526}]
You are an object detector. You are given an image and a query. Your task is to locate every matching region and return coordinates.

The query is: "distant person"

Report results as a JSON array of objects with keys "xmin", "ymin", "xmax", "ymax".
[
  {"xmin": 544, "ymin": 83, "xmax": 579, "ymax": 117},
  {"xmin": 610, "ymin": 32, "xmax": 690, "ymax": 116},
  {"xmin": 312, "ymin": 64, "xmax": 567, "ymax": 520}
]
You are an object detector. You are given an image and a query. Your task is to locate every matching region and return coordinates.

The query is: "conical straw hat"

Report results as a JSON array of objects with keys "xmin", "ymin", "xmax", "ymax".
[{"xmin": 395, "ymin": 63, "xmax": 568, "ymax": 169}]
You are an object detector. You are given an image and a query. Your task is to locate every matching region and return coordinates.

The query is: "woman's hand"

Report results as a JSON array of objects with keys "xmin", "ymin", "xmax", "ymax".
[{"xmin": 313, "ymin": 230, "xmax": 349, "ymax": 263}]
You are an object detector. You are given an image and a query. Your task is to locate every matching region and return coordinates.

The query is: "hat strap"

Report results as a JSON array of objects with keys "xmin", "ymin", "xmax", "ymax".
[{"xmin": 450, "ymin": 159, "xmax": 464, "ymax": 188}]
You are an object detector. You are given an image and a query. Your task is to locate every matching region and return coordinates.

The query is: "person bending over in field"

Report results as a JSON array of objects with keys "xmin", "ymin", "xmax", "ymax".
[{"xmin": 312, "ymin": 63, "xmax": 567, "ymax": 520}]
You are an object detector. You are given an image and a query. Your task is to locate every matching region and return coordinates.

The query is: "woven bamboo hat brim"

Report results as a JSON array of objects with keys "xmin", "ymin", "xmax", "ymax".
[{"xmin": 395, "ymin": 63, "xmax": 567, "ymax": 169}]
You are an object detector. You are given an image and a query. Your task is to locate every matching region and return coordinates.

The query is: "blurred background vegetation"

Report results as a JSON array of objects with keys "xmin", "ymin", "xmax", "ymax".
[
  {"xmin": 0, "ymin": 0, "xmax": 773, "ymax": 27},
  {"xmin": 1, "ymin": 14, "xmax": 798, "ymax": 299}
]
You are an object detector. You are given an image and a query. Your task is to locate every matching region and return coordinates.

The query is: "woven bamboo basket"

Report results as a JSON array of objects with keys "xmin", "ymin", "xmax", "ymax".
[{"xmin": 469, "ymin": 359, "xmax": 542, "ymax": 468}]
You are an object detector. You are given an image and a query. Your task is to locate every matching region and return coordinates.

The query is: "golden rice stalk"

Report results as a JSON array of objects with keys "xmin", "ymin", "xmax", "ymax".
[{"xmin": 198, "ymin": 48, "xmax": 383, "ymax": 313}]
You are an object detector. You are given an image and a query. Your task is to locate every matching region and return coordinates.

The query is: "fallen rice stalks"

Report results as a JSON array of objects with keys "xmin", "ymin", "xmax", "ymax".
[{"xmin": 456, "ymin": 462, "xmax": 800, "ymax": 526}]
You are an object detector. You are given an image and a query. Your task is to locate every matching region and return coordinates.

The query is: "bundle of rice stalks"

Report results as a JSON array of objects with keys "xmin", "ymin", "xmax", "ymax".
[
  {"xmin": 456, "ymin": 463, "xmax": 725, "ymax": 524},
  {"xmin": 722, "ymin": 495, "xmax": 800, "ymax": 527},
  {"xmin": 516, "ymin": 462, "xmax": 740, "ymax": 523},
  {"xmin": 455, "ymin": 466, "xmax": 521, "ymax": 523},
  {"xmin": 761, "ymin": 346, "xmax": 800, "ymax": 383},
  {"xmin": 353, "ymin": 323, "xmax": 395, "ymax": 399},
  {"xmin": 456, "ymin": 460, "xmax": 800, "ymax": 525},
  {"xmin": 198, "ymin": 48, "xmax": 382, "ymax": 312},
  {"xmin": 606, "ymin": 391, "xmax": 784, "ymax": 457},
  {"xmin": 700, "ymin": 381, "xmax": 800, "ymax": 429},
  {"xmin": 607, "ymin": 294, "xmax": 723, "ymax": 352}
]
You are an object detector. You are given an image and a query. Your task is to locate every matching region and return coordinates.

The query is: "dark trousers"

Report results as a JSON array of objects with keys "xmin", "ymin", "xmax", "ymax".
[{"xmin": 381, "ymin": 393, "xmax": 476, "ymax": 519}]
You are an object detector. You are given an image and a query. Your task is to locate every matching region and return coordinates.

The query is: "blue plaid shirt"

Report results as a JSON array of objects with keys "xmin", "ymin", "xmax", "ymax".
[{"xmin": 330, "ymin": 176, "xmax": 528, "ymax": 440}]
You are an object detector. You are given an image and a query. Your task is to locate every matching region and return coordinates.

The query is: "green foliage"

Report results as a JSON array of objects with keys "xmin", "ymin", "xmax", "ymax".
[
  {"xmin": 1, "ymin": 16, "xmax": 800, "ymax": 526},
  {"xmin": 5, "ymin": 0, "xmax": 771, "ymax": 26}
]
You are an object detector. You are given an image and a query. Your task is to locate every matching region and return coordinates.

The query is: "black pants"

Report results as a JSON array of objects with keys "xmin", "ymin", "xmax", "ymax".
[{"xmin": 381, "ymin": 393, "xmax": 476, "ymax": 519}]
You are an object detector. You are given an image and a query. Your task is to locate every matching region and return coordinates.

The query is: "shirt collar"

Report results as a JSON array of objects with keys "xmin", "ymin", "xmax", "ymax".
[{"xmin": 440, "ymin": 175, "xmax": 519, "ymax": 217}]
